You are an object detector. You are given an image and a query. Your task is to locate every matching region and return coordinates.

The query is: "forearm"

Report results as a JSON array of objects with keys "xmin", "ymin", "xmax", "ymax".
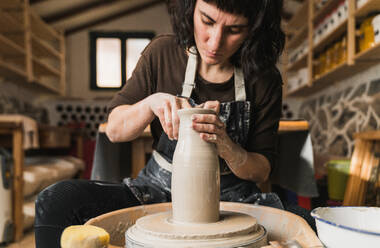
[
  {"xmin": 221, "ymin": 140, "xmax": 271, "ymax": 183},
  {"xmin": 106, "ymin": 97, "xmax": 154, "ymax": 142}
]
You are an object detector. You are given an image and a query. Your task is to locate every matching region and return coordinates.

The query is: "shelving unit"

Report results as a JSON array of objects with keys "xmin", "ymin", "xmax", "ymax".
[
  {"xmin": 0, "ymin": 0, "xmax": 65, "ymax": 95},
  {"xmin": 287, "ymin": 53, "xmax": 308, "ymax": 71},
  {"xmin": 285, "ymin": 0, "xmax": 380, "ymax": 97},
  {"xmin": 313, "ymin": 19, "xmax": 347, "ymax": 54}
]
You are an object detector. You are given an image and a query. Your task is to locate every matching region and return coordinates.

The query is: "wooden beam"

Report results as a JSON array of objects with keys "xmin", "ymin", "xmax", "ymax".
[
  {"xmin": 65, "ymin": 0, "xmax": 164, "ymax": 35},
  {"xmin": 29, "ymin": 0, "xmax": 48, "ymax": 4},
  {"xmin": 43, "ymin": 0, "xmax": 119, "ymax": 23}
]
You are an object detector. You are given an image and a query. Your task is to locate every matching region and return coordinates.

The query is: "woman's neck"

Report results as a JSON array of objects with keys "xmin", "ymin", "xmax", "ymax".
[{"xmin": 198, "ymin": 60, "xmax": 234, "ymax": 84}]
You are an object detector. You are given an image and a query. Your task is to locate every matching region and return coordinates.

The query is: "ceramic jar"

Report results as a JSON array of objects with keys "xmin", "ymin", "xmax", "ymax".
[{"xmin": 171, "ymin": 108, "xmax": 220, "ymax": 224}]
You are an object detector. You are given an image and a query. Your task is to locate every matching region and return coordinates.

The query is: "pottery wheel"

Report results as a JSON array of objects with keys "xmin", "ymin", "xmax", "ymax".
[{"xmin": 126, "ymin": 211, "xmax": 267, "ymax": 247}]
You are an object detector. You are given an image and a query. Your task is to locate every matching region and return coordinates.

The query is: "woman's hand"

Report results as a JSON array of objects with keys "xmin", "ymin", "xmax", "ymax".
[
  {"xmin": 192, "ymin": 100, "xmax": 270, "ymax": 182},
  {"xmin": 147, "ymin": 93, "xmax": 192, "ymax": 140},
  {"xmin": 191, "ymin": 101, "xmax": 234, "ymax": 159}
]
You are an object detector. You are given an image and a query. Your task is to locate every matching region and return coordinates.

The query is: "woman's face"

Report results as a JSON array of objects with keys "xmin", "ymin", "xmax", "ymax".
[{"xmin": 193, "ymin": 0, "xmax": 249, "ymax": 67}]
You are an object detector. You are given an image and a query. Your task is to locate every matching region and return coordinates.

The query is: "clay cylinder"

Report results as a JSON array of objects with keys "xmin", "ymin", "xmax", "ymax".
[{"xmin": 171, "ymin": 108, "xmax": 220, "ymax": 224}]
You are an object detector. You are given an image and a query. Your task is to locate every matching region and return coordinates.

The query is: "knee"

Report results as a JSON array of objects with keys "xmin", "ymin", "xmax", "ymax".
[{"xmin": 35, "ymin": 180, "xmax": 79, "ymax": 225}]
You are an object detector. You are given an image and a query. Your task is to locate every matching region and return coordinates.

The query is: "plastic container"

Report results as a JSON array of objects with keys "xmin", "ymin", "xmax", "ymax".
[
  {"xmin": 311, "ymin": 207, "xmax": 380, "ymax": 248},
  {"xmin": 359, "ymin": 16, "xmax": 375, "ymax": 52},
  {"xmin": 326, "ymin": 159, "xmax": 350, "ymax": 201},
  {"xmin": 372, "ymin": 14, "xmax": 380, "ymax": 44}
]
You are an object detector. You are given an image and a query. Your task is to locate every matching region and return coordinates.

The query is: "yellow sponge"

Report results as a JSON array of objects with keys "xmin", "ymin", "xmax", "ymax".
[{"xmin": 61, "ymin": 225, "xmax": 110, "ymax": 248}]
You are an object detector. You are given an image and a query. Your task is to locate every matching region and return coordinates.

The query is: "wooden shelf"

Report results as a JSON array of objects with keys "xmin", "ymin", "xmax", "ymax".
[
  {"xmin": 286, "ymin": 83, "xmax": 312, "ymax": 97},
  {"xmin": 287, "ymin": 25, "xmax": 308, "ymax": 50},
  {"xmin": 287, "ymin": 53, "xmax": 308, "ymax": 71},
  {"xmin": 355, "ymin": 0, "xmax": 380, "ymax": 18},
  {"xmin": 33, "ymin": 76, "xmax": 61, "ymax": 94},
  {"xmin": 0, "ymin": 58, "xmax": 26, "ymax": 79},
  {"xmin": 313, "ymin": 19, "xmax": 347, "ymax": 53},
  {"xmin": 355, "ymin": 42, "xmax": 380, "ymax": 61},
  {"xmin": 285, "ymin": 0, "xmax": 380, "ymax": 98},
  {"xmin": 313, "ymin": 0, "xmax": 341, "ymax": 23},
  {"xmin": 313, "ymin": 61, "xmax": 349, "ymax": 85},
  {"xmin": 0, "ymin": 8, "xmax": 23, "ymax": 33},
  {"xmin": 287, "ymin": 1, "xmax": 309, "ymax": 31},
  {"xmin": 32, "ymin": 57, "xmax": 60, "ymax": 77},
  {"xmin": 0, "ymin": 0, "xmax": 24, "ymax": 9},
  {"xmin": 0, "ymin": 1, "xmax": 65, "ymax": 95},
  {"xmin": 30, "ymin": 10, "xmax": 61, "ymax": 43},
  {"xmin": 0, "ymin": 33, "xmax": 25, "ymax": 56},
  {"xmin": 31, "ymin": 34, "xmax": 61, "ymax": 59}
]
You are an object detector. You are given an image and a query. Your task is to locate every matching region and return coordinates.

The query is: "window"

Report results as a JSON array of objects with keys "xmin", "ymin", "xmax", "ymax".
[{"xmin": 90, "ymin": 31, "xmax": 154, "ymax": 90}]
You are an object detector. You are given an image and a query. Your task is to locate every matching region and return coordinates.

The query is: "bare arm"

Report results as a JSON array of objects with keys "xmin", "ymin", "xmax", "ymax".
[
  {"xmin": 106, "ymin": 93, "xmax": 192, "ymax": 143},
  {"xmin": 218, "ymin": 140, "xmax": 271, "ymax": 182},
  {"xmin": 191, "ymin": 101, "xmax": 271, "ymax": 183},
  {"xmin": 106, "ymin": 98, "xmax": 154, "ymax": 142}
]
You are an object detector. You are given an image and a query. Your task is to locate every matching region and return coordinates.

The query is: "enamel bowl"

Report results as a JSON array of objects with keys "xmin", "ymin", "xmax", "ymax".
[{"xmin": 311, "ymin": 207, "xmax": 380, "ymax": 247}]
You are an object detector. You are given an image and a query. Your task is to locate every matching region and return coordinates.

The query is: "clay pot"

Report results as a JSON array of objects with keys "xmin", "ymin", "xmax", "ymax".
[{"xmin": 171, "ymin": 108, "xmax": 220, "ymax": 223}]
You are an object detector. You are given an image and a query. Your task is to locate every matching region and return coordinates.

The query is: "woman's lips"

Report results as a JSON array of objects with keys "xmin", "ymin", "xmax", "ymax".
[{"xmin": 206, "ymin": 51, "xmax": 220, "ymax": 58}]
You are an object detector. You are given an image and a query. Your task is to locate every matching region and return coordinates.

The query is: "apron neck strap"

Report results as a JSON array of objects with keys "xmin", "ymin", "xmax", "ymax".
[
  {"xmin": 181, "ymin": 47, "xmax": 197, "ymax": 99},
  {"xmin": 181, "ymin": 46, "xmax": 246, "ymax": 101},
  {"xmin": 234, "ymin": 67, "xmax": 246, "ymax": 101}
]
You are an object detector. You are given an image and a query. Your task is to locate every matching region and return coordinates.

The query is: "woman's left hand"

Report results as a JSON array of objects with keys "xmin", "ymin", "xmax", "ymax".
[{"xmin": 191, "ymin": 101, "xmax": 233, "ymax": 159}]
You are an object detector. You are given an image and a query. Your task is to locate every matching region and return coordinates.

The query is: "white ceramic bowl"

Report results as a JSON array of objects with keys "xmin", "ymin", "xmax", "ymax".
[{"xmin": 311, "ymin": 207, "xmax": 380, "ymax": 248}]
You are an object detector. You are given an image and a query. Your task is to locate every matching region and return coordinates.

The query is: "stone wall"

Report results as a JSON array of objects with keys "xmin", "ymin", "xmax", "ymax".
[{"xmin": 294, "ymin": 63, "xmax": 380, "ymax": 157}]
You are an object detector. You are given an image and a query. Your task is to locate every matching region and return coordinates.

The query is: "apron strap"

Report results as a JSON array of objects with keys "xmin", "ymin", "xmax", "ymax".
[
  {"xmin": 234, "ymin": 67, "xmax": 246, "ymax": 101},
  {"xmin": 181, "ymin": 47, "xmax": 198, "ymax": 98},
  {"xmin": 181, "ymin": 46, "xmax": 246, "ymax": 101}
]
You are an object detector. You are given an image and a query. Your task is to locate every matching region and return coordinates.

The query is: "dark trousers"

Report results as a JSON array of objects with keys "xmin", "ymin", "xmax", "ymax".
[{"xmin": 34, "ymin": 179, "xmax": 140, "ymax": 248}]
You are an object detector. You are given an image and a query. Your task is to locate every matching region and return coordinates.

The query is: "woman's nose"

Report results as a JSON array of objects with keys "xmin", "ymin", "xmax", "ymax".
[{"xmin": 208, "ymin": 28, "xmax": 223, "ymax": 51}]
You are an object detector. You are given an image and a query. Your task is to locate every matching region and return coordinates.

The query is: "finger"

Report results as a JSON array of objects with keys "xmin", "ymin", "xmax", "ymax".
[
  {"xmin": 200, "ymin": 133, "xmax": 218, "ymax": 143},
  {"xmin": 172, "ymin": 98, "xmax": 181, "ymax": 140},
  {"xmin": 192, "ymin": 122, "xmax": 220, "ymax": 134},
  {"xmin": 163, "ymin": 101, "xmax": 174, "ymax": 140},
  {"xmin": 196, "ymin": 103, "xmax": 205, "ymax": 108},
  {"xmin": 192, "ymin": 114, "xmax": 224, "ymax": 128},
  {"xmin": 156, "ymin": 107, "xmax": 167, "ymax": 134},
  {"xmin": 180, "ymin": 97, "xmax": 192, "ymax": 109},
  {"xmin": 204, "ymin": 101, "xmax": 220, "ymax": 114}
]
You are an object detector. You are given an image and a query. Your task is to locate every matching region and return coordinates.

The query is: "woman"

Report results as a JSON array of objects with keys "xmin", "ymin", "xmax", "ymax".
[{"xmin": 35, "ymin": 1, "xmax": 304, "ymax": 247}]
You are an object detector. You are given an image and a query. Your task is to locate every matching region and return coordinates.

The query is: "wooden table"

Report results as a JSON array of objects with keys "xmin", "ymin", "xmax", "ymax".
[
  {"xmin": 343, "ymin": 130, "xmax": 380, "ymax": 206},
  {"xmin": 100, "ymin": 120, "xmax": 310, "ymax": 180},
  {"xmin": 0, "ymin": 119, "xmax": 82, "ymax": 241},
  {"xmin": 0, "ymin": 121, "xmax": 24, "ymax": 241}
]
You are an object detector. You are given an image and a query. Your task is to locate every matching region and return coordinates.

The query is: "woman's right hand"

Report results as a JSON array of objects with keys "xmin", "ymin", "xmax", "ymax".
[{"xmin": 146, "ymin": 93, "xmax": 192, "ymax": 140}]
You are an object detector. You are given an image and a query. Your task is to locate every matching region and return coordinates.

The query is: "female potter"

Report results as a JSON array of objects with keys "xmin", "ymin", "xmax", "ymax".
[{"xmin": 34, "ymin": 1, "xmax": 314, "ymax": 247}]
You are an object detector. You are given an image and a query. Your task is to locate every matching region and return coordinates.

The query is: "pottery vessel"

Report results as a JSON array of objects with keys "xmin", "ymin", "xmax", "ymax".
[{"xmin": 171, "ymin": 108, "xmax": 220, "ymax": 223}]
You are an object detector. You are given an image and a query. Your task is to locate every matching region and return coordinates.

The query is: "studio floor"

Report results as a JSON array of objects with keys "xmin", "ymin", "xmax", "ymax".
[{"xmin": 5, "ymin": 230, "xmax": 34, "ymax": 248}]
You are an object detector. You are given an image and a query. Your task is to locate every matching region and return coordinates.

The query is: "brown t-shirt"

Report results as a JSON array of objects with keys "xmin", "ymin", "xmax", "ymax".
[{"xmin": 108, "ymin": 34, "xmax": 282, "ymax": 168}]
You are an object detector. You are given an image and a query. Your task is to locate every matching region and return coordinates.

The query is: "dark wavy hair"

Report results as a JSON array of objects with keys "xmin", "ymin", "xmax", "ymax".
[{"xmin": 168, "ymin": 0, "xmax": 285, "ymax": 81}]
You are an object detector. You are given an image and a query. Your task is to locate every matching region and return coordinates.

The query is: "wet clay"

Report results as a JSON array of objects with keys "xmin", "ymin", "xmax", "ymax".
[
  {"xmin": 125, "ymin": 108, "xmax": 267, "ymax": 247},
  {"xmin": 172, "ymin": 108, "xmax": 220, "ymax": 223}
]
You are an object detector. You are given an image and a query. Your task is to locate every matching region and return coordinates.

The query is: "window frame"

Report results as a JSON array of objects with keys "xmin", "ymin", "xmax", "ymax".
[{"xmin": 89, "ymin": 31, "xmax": 155, "ymax": 90}]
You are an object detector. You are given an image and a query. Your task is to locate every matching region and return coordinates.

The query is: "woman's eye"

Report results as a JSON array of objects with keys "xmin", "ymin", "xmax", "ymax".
[
  {"xmin": 202, "ymin": 19, "xmax": 213, "ymax": 26},
  {"xmin": 228, "ymin": 28, "xmax": 242, "ymax": 34}
]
